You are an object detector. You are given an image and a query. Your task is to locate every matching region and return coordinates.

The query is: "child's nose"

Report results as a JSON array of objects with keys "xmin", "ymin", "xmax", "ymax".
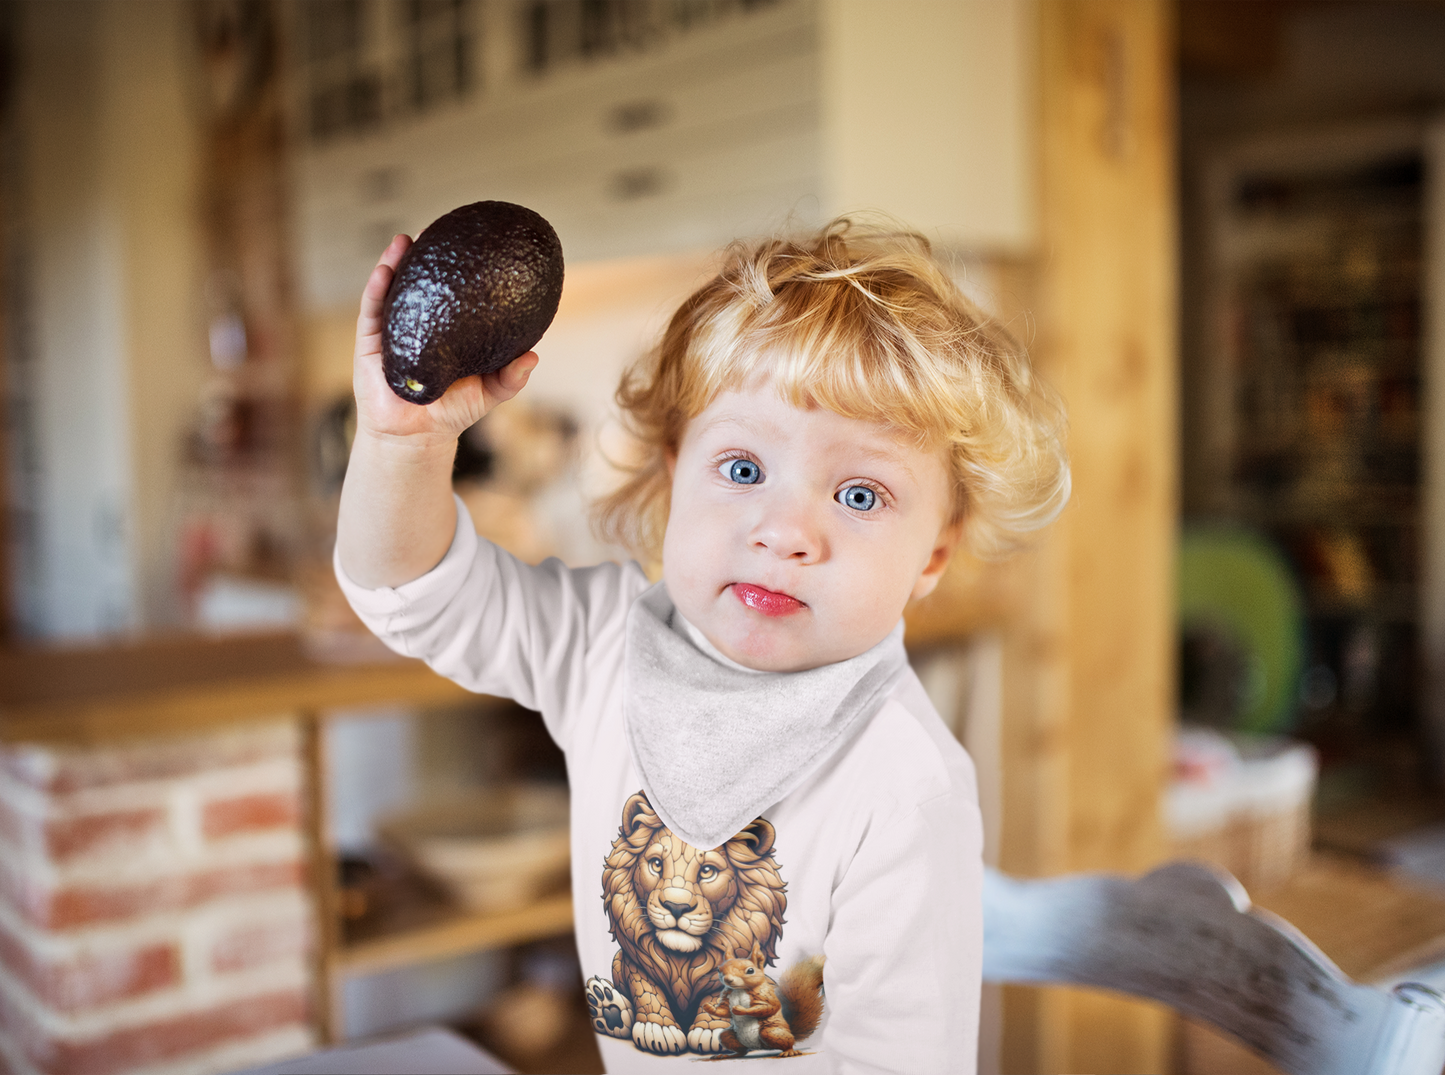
[{"xmin": 749, "ymin": 500, "xmax": 825, "ymax": 562}]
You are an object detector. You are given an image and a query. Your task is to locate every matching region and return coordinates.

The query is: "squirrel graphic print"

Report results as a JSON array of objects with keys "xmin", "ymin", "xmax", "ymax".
[
  {"xmin": 585, "ymin": 790, "xmax": 826, "ymax": 1058},
  {"xmin": 701, "ymin": 943, "xmax": 826, "ymax": 1059}
]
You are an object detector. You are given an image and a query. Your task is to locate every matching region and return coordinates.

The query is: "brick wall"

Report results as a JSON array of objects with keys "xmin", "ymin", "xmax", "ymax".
[{"xmin": 0, "ymin": 722, "xmax": 317, "ymax": 1075}]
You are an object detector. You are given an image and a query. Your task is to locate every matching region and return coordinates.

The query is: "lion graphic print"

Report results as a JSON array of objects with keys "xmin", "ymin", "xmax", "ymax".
[{"xmin": 585, "ymin": 791, "xmax": 826, "ymax": 1059}]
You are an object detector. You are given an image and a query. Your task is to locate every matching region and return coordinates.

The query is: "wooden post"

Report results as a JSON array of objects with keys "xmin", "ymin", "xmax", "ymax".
[
  {"xmin": 0, "ymin": 4, "xmax": 15, "ymax": 642},
  {"xmin": 1420, "ymin": 121, "xmax": 1445, "ymax": 781},
  {"xmin": 1000, "ymin": 1, "xmax": 1178, "ymax": 1071},
  {"xmin": 0, "ymin": 172, "xmax": 11, "ymax": 643},
  {"xmin": 300, "ymin": 711, "xmax": 343, "ymax": 1043}
]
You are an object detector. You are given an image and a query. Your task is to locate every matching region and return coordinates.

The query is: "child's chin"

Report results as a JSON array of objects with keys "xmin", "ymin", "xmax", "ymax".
[
  {"xmin": 727, "ymin": 646, "xmax": 812, "ymax": 674},
  {"xmin": 732, "ymin": 636, "xmax": 843, "ymax": 674}
]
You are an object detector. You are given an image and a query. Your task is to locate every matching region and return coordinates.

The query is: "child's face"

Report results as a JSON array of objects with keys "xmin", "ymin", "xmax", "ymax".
[{"xmin": 662, "ymin": 380, "xmax": 959, "ymax": 673}]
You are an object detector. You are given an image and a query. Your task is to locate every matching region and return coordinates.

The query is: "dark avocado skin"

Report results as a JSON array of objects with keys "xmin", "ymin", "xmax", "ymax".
[{"xmin": 381, "ymin": 201, "xmax": 564, "ymax": 405}]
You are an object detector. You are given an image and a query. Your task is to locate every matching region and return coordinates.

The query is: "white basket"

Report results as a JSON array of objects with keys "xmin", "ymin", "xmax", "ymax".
[
  {"xmin": 378, "ymin": 784, "xmax": 570, "ymax": 912},
  {"xmin": 1168, "ymin": 730, "xmax": 1318, "ymax": 893}
]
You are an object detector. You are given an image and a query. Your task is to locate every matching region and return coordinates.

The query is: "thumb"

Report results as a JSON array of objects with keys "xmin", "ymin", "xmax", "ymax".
[
  {"xmin": 490, "ymin": 351, "xmax": 539, "ymax": 401},
  {"xmin": 504, "ymin": 351, "xmax": 540, "ymax": 385}
]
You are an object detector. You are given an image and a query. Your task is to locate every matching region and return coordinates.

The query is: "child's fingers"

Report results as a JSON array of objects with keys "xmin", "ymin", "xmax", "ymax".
[
  {"xmin": 353, "ymin": 341, "xmax": 394, "ymax": 397},
  {"xmin": 379, "ymin": 232, "xmax": 411, "ymax": 271},
  {"xmin": 484, "ymin": 351, "xmax": 539, "ymax": 405},
  {"xmin": 356, "ymin": 234, "xmax": 412, "ymax": 335},
  {"xmin": 499, "ymin": 351, "xmax": 540, "ymax": 390}
]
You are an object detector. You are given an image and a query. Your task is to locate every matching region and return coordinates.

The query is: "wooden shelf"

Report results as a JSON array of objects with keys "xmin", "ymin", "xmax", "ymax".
[
  {"xmin": 336, "ymin": 892, "xmax": 574, "ymax": 977},
  {"xmin": 0, "ymin": 631, "xmax": 478, "ymax": 744},
  {"xmin": 1255, "ymin": 852, "xmax": 1445, "ymax": 984}
]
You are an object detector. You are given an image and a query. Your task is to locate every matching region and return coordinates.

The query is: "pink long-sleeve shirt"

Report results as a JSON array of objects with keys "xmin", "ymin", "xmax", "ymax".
[{"xmin": 336, "ymin": 497, "xmax": 982, "ymax": 1074}]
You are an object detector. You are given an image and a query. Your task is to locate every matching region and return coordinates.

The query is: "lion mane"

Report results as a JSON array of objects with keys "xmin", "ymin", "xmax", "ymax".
[{"xmin": 602, "ymin": 790, "xmax": 787, "ymax": 1037}]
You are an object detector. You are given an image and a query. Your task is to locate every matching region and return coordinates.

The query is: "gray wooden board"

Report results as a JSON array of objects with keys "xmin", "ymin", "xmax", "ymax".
[{"xmin": 983, "ymin": 861, "xmax": 1445, "ymax": 1075}]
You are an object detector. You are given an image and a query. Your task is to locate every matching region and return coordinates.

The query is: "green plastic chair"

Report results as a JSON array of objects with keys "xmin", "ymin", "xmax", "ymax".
[{"xmin": 1178, "ymin": 526, "xmax": 1305, "ymax": 734}]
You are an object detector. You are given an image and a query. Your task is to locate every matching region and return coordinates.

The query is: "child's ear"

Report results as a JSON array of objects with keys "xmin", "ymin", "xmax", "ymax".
[{"xmin": 910, "ymin": 520, "xmax": 964, "ymax": 602}]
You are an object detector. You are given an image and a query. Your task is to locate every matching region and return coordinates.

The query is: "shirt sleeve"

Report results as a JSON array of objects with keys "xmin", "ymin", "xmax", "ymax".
[
  {"xmin": 822, "ymin": 790, "xmax": 984, "ymax": 1074},
  {"xmin": 333, "ymin": 494, "xmax": 646, "ymax": 748}
]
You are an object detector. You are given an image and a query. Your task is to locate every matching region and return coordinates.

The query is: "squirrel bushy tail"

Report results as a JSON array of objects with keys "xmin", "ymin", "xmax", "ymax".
[{"xmin": 777, "ymin": 954, "xmax": 826, "ymax": 1042}]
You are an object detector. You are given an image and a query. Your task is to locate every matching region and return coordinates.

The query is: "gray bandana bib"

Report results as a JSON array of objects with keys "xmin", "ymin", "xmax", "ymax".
[{"xmin": 623, "ymin": 581, "xmax": 907, "ymax": 849}]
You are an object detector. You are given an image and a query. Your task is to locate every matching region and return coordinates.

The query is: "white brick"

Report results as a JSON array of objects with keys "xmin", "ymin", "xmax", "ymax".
[
  {"xmin": 0, "ymin": 952, "xmax": 309, "ymax": 1040},
  {"xmin": 0, "ymin": 1027, "xmax": 43, "ymax": 1075},
  {"xmin": 0, "ymin": 723, "xmax": 300, "ymax": 794},
  {"xmin": 137, "ymin": 1024, "xmax": 316, "ymax": 1075},
  {"xmin": 0, "ymin": 755, "xmax": 300, "ymax": 832},
  {"xmin": 0, "ymin": 887, "xmax": 309, "ymax": 967},
  {"xmin": 0, "ymin": 724, "xmax": 314, "ymax": 1073},
  {"xmin": 182, "ymin": 889, "xmax": 313, "ymax": 984},
  {"xmin": 9, "ymin": 827, "xmax": 304, "ymax": 889}
]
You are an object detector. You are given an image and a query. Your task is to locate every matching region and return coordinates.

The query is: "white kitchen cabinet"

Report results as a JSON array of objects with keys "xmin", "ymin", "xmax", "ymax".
[
  {"xmin": 290, "ymin": 0, "xmax": 1039, "ymax": 311},
  {"xmin": 292, "ymin": 0, "xmax": 822, "ymax": 309}
]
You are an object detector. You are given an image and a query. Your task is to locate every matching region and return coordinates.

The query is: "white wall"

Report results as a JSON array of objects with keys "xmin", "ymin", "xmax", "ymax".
[
  {"xmin": 819, "ymin": 0, "xmax": 1037, "ymax": 252},
  {"xmin": 12, "ymin": 0, "xmax": 204, "ymax": 638},
  {"xmin": 103, "ymin": 1, "xmax": 207, "ymax": 631},
  {"xmin": 17, "ymin": 2, "xmax": 135, "ymax": 637}
]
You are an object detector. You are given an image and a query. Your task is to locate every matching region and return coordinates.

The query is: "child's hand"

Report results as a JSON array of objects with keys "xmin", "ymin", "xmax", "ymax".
[{"xmin": 352, "ymin": 234, "xmax": 539, "ymax": 446}]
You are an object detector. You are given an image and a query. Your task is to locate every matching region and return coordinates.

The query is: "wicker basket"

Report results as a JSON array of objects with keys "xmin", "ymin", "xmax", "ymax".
[
  {"xmin": 378, "ymin": 783, "xmax": 570, "ymax": 912},
  {"xmin": 1168, "ymin": 731, "xmax": 1318, "ymax": 894}
]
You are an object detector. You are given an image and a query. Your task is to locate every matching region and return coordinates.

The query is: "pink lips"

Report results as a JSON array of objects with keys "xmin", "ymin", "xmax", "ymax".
[{"xmin": 731, "ymin": 583, "xmax": 804, "ymax": 617}]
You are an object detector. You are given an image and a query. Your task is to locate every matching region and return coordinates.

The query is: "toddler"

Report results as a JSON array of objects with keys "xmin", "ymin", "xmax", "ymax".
[{"xmin": 335, "ymin": 219, "xmax": 1069, "ymax": 1073}]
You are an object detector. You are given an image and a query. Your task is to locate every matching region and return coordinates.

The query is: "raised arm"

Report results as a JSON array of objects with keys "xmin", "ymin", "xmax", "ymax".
[{"xmin": 336, "ymin": 235, "xmax": 538, "ymax": 589}]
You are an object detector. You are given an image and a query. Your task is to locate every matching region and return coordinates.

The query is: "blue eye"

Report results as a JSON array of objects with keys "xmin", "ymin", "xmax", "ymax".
[
  {"xmin": 726, "ymin": 459, "xmax": 762, "ymax": 485},
  {"xmin": 839, "ymin": 485, "xmax": 877, "ymax": 511}
]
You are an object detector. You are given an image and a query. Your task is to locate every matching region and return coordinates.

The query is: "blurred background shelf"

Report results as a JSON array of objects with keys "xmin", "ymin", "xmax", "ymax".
[
  {"xmin": 337, "ymin": 891, "xmax": 574, "ymax": 978},
  {"xmin": 0, "ymin": 630, "xmax": 474, "ymax": 742}
]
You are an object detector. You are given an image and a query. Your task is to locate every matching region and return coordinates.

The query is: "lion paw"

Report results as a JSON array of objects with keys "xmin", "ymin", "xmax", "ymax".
[
  {"xmin": 633, "ymin": 1018, "xmax": 688, "ymax": 1055},
  {"xmin": 585, "ymin": 976, "xmax": 633, "ymax": 1038},
  {"xmin": 688, "ymin": 1026, "xmax": 726, "ymax": 1053}
]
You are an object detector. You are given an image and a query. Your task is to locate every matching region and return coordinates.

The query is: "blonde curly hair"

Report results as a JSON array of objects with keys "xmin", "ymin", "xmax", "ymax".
[{"xmin": 593, "ymin": 217, "xmax": 1070, "ymax": 560}]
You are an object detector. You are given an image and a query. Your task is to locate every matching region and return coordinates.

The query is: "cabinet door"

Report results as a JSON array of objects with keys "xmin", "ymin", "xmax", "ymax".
[{"xmin": 293, "ymin": 0, "xmax": 822, "ymax": 309}]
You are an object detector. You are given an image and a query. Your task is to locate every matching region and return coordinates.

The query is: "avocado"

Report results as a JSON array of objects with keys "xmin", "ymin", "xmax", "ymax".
[{"xmin": 381, "ymin": 201, "xmax": 564, "ymax": 405}]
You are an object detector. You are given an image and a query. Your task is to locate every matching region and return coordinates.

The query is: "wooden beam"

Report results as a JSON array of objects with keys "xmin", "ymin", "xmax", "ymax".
[
  {"xmin": 300, "ymin": 712, "xmax": 342, "ymax": 1044},
  {"xmin": 0, "ymin": 632, "xmax": 477, "ymax": 745},
  {"xmin": 1420, "ymin": 120, "xmax": 1445, "ymax": 780},
  {"xmin": 0, "ymin": 3, "xmax": 14, "ymax": 643},
  {"xmin": 0, "ymin": 172, "xmax": 11, "ymax": 644},
  {"xmin": 1000, "ymin": 1, "xmax": 1178, "ymax": 1071}
]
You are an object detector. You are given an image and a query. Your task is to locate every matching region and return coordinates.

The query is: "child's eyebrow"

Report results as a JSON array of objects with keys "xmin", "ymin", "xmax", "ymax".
[
  {"xmin": 846, "ymin": 442, "xmax": 920, "ymax": 479},
  {"xmin": 701, "ymin": 413, "xmax": 921, "ymax": 479},
  {"xmin": 694, "ymin": 413, "xmax": 779, "ymax": 440}
]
